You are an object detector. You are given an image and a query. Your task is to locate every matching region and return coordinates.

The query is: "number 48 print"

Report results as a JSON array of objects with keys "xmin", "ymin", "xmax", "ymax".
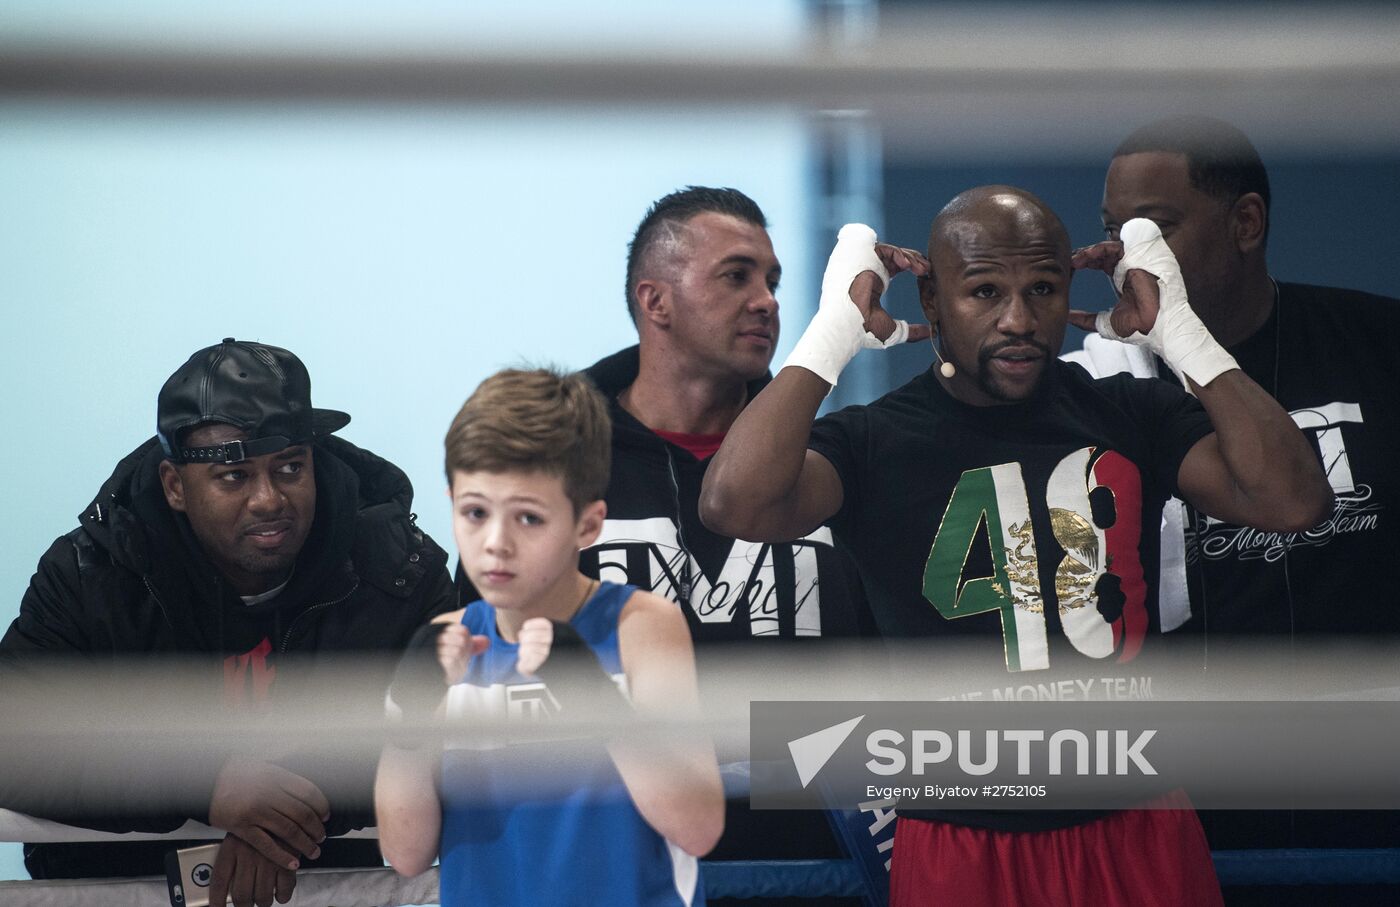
[{"xmin": 922, "ymin": 448, "xmax": 1147, "ymax": 672}]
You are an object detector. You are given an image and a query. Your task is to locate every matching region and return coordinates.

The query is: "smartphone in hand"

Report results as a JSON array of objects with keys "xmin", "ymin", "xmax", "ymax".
[{"xmin": 165, "ymin": 843, "xmax": 221, "ymax": 907}]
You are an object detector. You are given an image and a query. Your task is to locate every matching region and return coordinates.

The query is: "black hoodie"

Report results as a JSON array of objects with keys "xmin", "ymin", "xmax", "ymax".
[
  {"xmin": 578, "ymin": 346, "xmax": 874, "ymax": 644},
  {"xmin": 583, "ymin": 348, "xmax": 874, "ymax": 902},
  {"xmin": 2, "ymin": 434, "xmax": 457, "ymax": 877}
]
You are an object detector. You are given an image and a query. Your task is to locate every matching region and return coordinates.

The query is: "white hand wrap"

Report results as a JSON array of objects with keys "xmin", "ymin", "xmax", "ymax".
[
  {"xmin": 1099, "ymin": 218, "xmax": 1238, "ymax": 390},
  {"xmin": 781, "ymin": 223, "xmax": 910, "ymax": 387}
]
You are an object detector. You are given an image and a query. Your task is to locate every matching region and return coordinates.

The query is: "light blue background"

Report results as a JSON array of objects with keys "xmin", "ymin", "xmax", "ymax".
[
  {"xmin": 0, "ymin": 0, "xmax": 815, "ymax": 883},
  {"xmin": 0, "ymin": 99, "xmax": 817, "ymax": 606}
]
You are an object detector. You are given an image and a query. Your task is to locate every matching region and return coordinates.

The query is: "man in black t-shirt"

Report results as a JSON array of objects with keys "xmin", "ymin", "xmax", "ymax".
[
  {"xmin": 1072, "ymin": 116, "xmax": 1400, "ymax": 641},
  {"xmin": 1067, "ymin": 115, "xmax": 1400, "ymax": 896},
  {"xmin": 701, "ymin": 186, "xmax": 1330, "ymax": 906}
]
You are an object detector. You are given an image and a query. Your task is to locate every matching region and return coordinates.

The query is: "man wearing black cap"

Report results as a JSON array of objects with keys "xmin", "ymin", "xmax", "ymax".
[{"xmin": 2, "ymin": 339, "xmax": 457, "ymax": 902}]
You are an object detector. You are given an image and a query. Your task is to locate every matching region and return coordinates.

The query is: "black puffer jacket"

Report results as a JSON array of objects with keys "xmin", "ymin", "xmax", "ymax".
[
  {"xmin": 2, "ymin": 435, "xmax": 456, "ymax": 876},
  {"xmin": 7, "ymin": 436, "xmax": 451, "ymax": 657}
]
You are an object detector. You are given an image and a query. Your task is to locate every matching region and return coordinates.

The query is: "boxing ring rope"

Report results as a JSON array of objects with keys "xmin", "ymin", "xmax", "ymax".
[
  {"xmin": 7, "ymin": 811, "xmax": 1400, "ymax": 905},
  {"xmin": 0, "ymin": 867, "xmax": 437, "ymax": 907},
  {"xmin": 6, "ymin": 655, "xmax": 1400, "ymax": 903},
  {"xmin": 2, "ymin": 7, "xmax": 1399, "ymax": 157}
]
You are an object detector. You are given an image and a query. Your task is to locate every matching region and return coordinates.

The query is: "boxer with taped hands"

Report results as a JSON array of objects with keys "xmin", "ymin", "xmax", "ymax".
[
  {"xmin": 703, "ymin": 188, "xmax": 1328, "ymax": 567},
  {"xmin": 701, "ymin": 186, "xmax": 1330, "ymax": 905}
]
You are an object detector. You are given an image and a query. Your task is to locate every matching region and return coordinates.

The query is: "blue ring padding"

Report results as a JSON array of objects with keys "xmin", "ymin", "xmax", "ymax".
[
  {"xmin": 703, "ymin": 860, "xmax": 864, "ymax": 899},
  {"xmin": 702, "ymin": 851, "xmax": 1400, "ymax": 898},
  {"xmin": 1213, "ymin": 849, "xmax": 1400, "ymax": 886}
]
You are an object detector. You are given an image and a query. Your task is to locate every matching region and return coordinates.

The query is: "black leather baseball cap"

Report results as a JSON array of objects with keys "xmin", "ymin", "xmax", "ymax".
[{"xmin": 157, "ymin": 338, "xmax": 351, "ymax": 464}]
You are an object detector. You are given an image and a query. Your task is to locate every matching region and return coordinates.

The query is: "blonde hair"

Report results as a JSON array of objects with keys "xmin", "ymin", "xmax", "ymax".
[{"xmin": 445, "ymin": 368, "xmax": 611, "ymax": 512}]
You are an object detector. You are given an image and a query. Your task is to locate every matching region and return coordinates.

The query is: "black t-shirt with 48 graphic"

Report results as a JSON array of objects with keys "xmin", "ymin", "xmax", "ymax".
[{"xmin": 808, "ymin": 361, "xmax": 1212, "ymax": 830}]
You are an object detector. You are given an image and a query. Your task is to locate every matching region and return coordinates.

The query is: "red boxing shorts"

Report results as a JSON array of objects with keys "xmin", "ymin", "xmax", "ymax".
[{"xmin": 889, "ymin": 791, "xmax": 1222, "ymax": 906}]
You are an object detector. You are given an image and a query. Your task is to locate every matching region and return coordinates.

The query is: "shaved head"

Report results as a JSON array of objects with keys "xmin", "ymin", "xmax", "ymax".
[
  {"xmin": 634, "ymin": 218, "xmax": 692, "ymax": 287},
  {"xmin": 927, "ymin": 186, "xmax": 1071, "ymax": 283},
  {"xmin": 918, "ymin": 185, "xmax": 1073, "ymax": 406}
]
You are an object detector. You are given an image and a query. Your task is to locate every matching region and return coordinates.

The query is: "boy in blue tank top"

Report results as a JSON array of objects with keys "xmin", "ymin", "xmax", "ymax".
[{"xmin": 375, "ymin": 367, "xmax": 723, "ymax": 907}]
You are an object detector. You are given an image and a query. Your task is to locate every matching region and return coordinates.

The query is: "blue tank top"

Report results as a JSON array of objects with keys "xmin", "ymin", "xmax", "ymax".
[{"xmin": 438, "ymin": 581, "xmax": 703, "ymax": 907}]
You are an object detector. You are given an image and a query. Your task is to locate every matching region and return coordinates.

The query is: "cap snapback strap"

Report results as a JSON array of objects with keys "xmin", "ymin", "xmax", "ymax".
[{"xmin": 175, "ymin": 435, "xmax": 295, "ymax": 465}]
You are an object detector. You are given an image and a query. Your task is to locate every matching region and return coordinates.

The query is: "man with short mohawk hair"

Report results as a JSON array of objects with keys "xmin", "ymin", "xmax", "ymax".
[
  {"xmin": 590, "ymin": 186, "xmax": 880, "ymax": 905},
  {"xmin": 583, "ymin": 185, "xmax": 872, "ymax": 643}
]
